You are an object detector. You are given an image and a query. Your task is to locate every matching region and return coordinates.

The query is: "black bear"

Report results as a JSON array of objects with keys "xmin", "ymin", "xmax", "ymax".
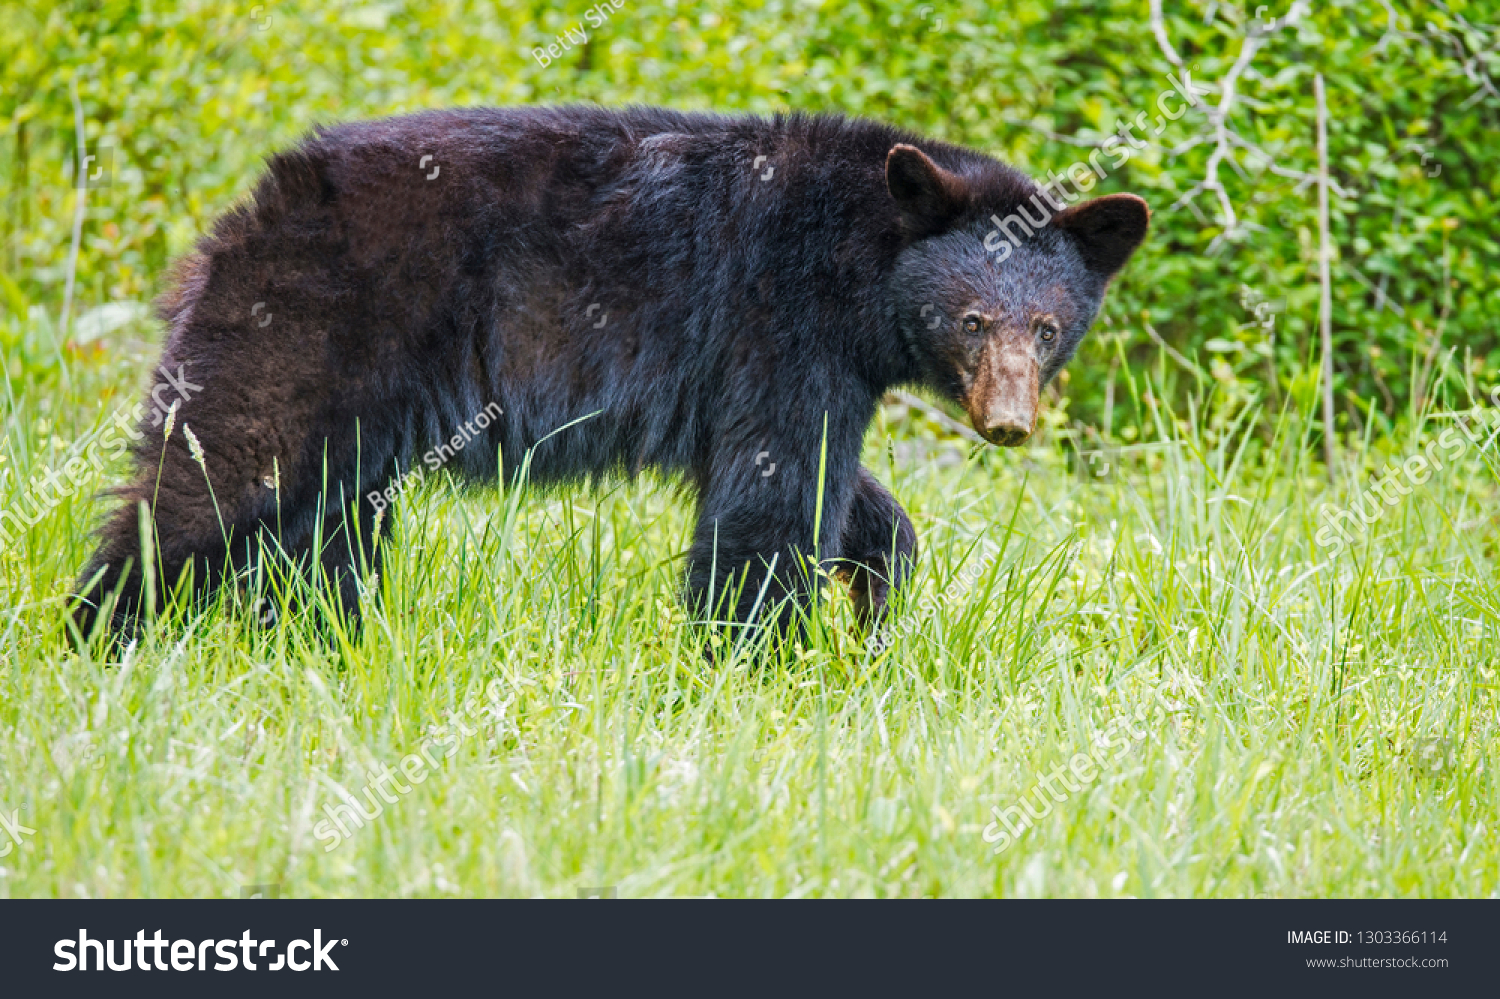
[{"xmin": 73, "ymin": 106, "xmax": 1148, "ymax": 642}]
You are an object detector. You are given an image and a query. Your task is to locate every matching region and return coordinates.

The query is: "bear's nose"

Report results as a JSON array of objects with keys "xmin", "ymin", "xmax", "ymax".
[
  {"xmin": 983, "ymin": 420, "xmax": 1032, "ymax": 448},
  {"xmin": 982, "ymin": 393, "xmax": 1035, "ymax": 447},
  {"xmin": 965, "ymin": 336, "xmax": 1039, "ymax": 447}
]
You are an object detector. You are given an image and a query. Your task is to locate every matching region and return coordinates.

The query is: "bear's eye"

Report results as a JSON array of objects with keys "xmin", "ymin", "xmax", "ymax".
[
  {"xmin": 962, "ymin": 315, "xmax": 983, "ymax": 334},
  {"xmin": 1038, "ymin": 321, "xmax": 1058, "ymax": 342}
]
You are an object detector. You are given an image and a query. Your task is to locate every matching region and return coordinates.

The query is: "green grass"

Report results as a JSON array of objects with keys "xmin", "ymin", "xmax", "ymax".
[{"xmin": 2, "ymin": 317, "xmax": 1498, "ymax": 898}]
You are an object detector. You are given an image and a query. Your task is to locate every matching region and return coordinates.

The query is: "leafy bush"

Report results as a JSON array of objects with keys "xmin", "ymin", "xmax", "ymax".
[{"xmin": 3, "ymin": 0, "xmax": 1496, "ymax": 435}]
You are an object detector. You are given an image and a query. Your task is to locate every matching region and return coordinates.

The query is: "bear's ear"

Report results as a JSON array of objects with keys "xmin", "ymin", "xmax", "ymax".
[
  {"xmin": 1051, "ymin": 193, "xmax": 1151, "ymax": 277},
  {"xmin": 886, "ymin": 144, "xmax": 968, "ymax": 238}
]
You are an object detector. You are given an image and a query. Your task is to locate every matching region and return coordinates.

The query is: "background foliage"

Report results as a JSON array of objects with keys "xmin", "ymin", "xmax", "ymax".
[{"xmin": 2, "ymin": 0, "xmax": 1497, "ymax": 437}]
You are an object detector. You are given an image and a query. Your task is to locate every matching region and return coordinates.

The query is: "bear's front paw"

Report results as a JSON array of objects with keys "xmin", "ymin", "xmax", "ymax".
[{"xmin": 836, "ymin": 557, "xmax": 893, "ymax": 632}]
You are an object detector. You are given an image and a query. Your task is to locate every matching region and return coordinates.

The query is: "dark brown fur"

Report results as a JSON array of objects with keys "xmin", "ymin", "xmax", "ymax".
[{"xmin": 73, "ymin": 106, "xmax": 1147, "ymax": 643}]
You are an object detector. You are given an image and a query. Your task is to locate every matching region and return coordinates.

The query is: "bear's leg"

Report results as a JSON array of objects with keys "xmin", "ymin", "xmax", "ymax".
[
  {"xmin": 71, "ymin": 406, "xmax": 266, "ymax": 642},
  {"xmin": 72, "ymin": 359, "xmax": 397, "ymax": 641},
  {"xmin": 686, "ymin": 461, "xmax": 858, "ymax": 645},
  {"xmin": 302, "ymin": 480, "xmax": 391, "ymax": 628},
  {"xmin": 74, "ymin": 438, "xmax": 395, "ymax": 641},
  {"xmin": 831, "ymin": 466, "xmax": 918, "ymax": 631}
]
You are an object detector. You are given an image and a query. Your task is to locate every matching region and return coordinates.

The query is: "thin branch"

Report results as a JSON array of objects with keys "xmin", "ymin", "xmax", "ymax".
[
  {"xmin": 1315, "ymin": 73, "xmax": 1336, "ymax": 481},
  {"xmin": 1430, "ymin": 0, "xmax": 1496, "ymax": 32},
  {"xmin": 1374, "ymin": 0, "xmax": 1402, "ymax": 53},
  {"xmin": 1372, "ymin": 199, "xmax": 1402, "ymax": 316},
  {"xmin": 1424, "ymin": 5, "xmax": 1500, "ymax": 105},
  {"xmin": 1165, "ymin": 134, "xmax": 1209, "ymax": 159},
  {"xmin": 1166, "ymin": 0, "xmax": 1311, "ymax": 229},
  {"xmin": 1341, "ymin": 259, "xmax": 1407, "ymax": 318},
  {"xmin": 1143, "ymin": 320, "xmax": 1206, "ymax": 381},
  {"xmin": 889, "ymin": 390, "xmax": 987, "ymax": 445},
  {"xmin": 1148, "ymin": 0, "xmax": 1185, "ymax": 68},
  {"xmin": 57, "ymin": 80, "xmax": 87, "ymax": 385},
  {"xmin": 997, "ymin": 117, "xmax": 1104, "ymax": 147},
  {"xmin": 1225, "ymin": 132, "xmax": 1354, "ymax": 196}
]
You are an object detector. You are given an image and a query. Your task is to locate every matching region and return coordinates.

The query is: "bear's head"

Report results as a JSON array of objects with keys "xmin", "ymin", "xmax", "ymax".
[{"xmin": 886, "ymin": 143, "xmax": 1149, "ymax": 447}]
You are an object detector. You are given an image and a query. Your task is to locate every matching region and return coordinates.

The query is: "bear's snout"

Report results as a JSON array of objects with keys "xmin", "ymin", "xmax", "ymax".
[{"xmin": 965, "ymin": 337, "xmax": 1038, "ymax": 448}]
